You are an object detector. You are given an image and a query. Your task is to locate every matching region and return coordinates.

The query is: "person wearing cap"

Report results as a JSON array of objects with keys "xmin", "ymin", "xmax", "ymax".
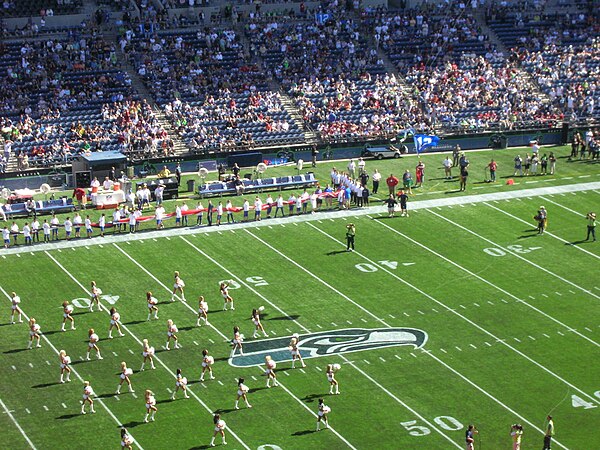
[
  {"xmin": 154, "ymin": 183, "xmax": 165, "ymax": 205},
  {"xmin": 586, "ymin": 212, "xmax": 596, "ymax": 241},
  {"xmin": 346, "ymin": 223, "xmax": 356, "ymax": 251},
  {"xmin": 534, "ymin": 206, "xmax": 547, "ymax": 234},
  {"xmin": 158, "ymin": 165, "xmax": 171, "ymax": 179}
]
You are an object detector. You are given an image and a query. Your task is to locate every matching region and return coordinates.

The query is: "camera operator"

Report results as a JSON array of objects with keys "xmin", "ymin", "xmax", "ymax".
[
  {"xmin": 511, "ymin": 424, "xmax": 523, "ymax": 450},
  {"xmin": 586, "ymin": 212, "xmax": 596, "ymax": 241},
  {"xmin": 465, "ymin": 424, "xmax": 477, "ymax": 450}
]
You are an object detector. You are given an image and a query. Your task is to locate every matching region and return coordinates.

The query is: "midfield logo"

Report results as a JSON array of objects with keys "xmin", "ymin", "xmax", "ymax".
[{"xmin": 229, "ymin": 328, "xmax": 428, "ymax": 367}]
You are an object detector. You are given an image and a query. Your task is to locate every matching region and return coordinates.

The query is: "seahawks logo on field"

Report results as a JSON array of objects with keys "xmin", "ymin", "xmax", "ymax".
[{"xmin": 229, "ymin": 328, "xmax": 427, "ymax": 367}]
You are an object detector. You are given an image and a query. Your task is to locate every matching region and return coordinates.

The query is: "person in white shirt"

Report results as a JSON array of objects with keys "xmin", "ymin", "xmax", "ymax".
[
  {"xmin": 265, "ymin": 194, "xmax": 273, "ymax": 218},
  {"xmin": 347, "ymin": 159, "xmax": 356, "ymax": 178},
  {"xmin": 136, "ymin": 186, "xmax": 144, "ymax": 209},
  {"xmin": 288, "ymin": 194, "xmax": 296, "ymax": 216},
  {"xmin": 129, "ymin": 211, "xmax": 136, "ymax": 233},
  {"xmin": 73, "ymin": 213, "xmax": 82, "ymax": 238},
  {"xmin": 50, "ymin": 214, "xmax": 59, "ymax": 241},
  {"xmin": 295, "ymin": 194, "xmax": 303, "ymax": 215},
  {"xmin": 64, "ymin": 218, "xmax": 73, "ymax": 240},
  {"xmin": 10, "ymin": 221, "xmax": 19, "ymax": 246},
  {"xmin": 300, "ymin": 190, "xmax": 310, "ymax": 214},
  {"xmin": 357, "ymin": 157, "xmax": 366, "ymax": 175},
  {"xmin": 225, "ymin": 200, "xmax": 235, "ymax": 224},
  {"xmin": 22, "ymin": 222, "xmax": 31, "ymax": 245},
  {"xmin": 2, "ymin": 226, "xmax": 11, "ymax": 248},
  {"xmin": 134, "ymin": 208, "xmax": 142, "ymax": 231},
  {"xmin": 98, "ymin": 214, "xmax": 106, "ymax": 237},
  {"xmin": 254, "ymin": 197, "xmax": 262, "ymax": 221},
  {"xmin": 175, "ymin": 204, "xmax": 183, "ymax": 227},
  {"xmin": 181, "ymin": 202, "xmax": 189, "ymax": 226},
  {"xmin": 242, "ymin": 199, "xmax": 250, "ymax": 222},
  {"xmin": 372, "ymin": 169, "xmax": 382, "ymax": 194},
  {"xmin": 31, "ymin": 219, "xmax": 40, "ymax": 242},
  {"xmin": 275, "ymin": 194, "xmax": 285, "ymax": 217},
  {"xmin": 85, "ymin": 216, "xmax": 93, "ymax": 238},
  {"xmin": 155, "ymin": 205, "xmax": 165, "ymax": 229},
  {"xmin": 142, "ymin": 186, "xmax": 151, "ymax": 209},
  {"xmin": 216, "ymin": 202, "xmax": 223, "ymax": 226},
  {"xmin": 42, "ymin": 219, "xmax": 51, "ymax": 242},
  {"xmin": 112, "ymin": 209, "xmax": 121, "ymax": 234},
  {"xmin": 154, "ymin": 184, "xmax": 164, "ymax": 206},
  {"xmin": 90, "ymin": 177, "xmax": 100, "ymax": 189},
  {"xmin": 442, "ymin": 156, "xmax": 453, "ymax": 179},
  {"xmin": 102, "ymin": 177, "xmax": 113, "ymax": 191}
]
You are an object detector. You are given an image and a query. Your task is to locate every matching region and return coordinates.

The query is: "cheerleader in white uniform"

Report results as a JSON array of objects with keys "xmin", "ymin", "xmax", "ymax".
[
  {"xmin": 140, "ymin": 339, "xmax": 156, "ymax": 371},
  {"xmin": 146, "ymin": 291, "xmax": 159, "ymax": 321},
  {"xmin": 143, "ymin": 389, "xmax": 157, "ymax": 422},
  {"xmin": 316, "ymin": 398, "xmax": 330, "ymax": 430},
  {"xmin": 27, "ymin": 318, "xmax": 41, "ymax": 349},
  {"xmin": 234, "ymin": 377, "xmax": 252, "ymax": 409},
  {"xmin": 200, "ymin": 349, "xmax": 215, "ymax": 381},
  {"xmin": 220, "ymin": 282, "xmax": 234, "ymax": 310},
  {"xmin": 120, "ymin": 428, "xmax": 133, "ymax": 450},
  {"xmin": 196, "ymin": 296, "xmax": 209, "ymax": 327},
  {"xmin": 116, "ymin": 361, "xmax": 134, "ymax": 394},
  {"xmin": 265, "ymin": 355, "xmax": 278, "ymax": 388},
  {"xmin": 81, "ymin": 381, "xmax": 96, "ymax": 414},
  {"xmin": 251, "ymin": 307, "xmax": 268, "ymax": 338},
  {"xmin": 10, "ymin": 292, "xmax": 23, "ymax": 324},
  {"xmin": 59, "ymin": 349, "xmax": 72, "ymax": 383},
  {"xmin": 89, "ymin": 281, "xmax": 102, "ymax": 312},
  {"xmin": 210, "ymin": 414, "xmax": 227, "ymax": 447},
  {"xmin": 86, "ymin": 328, "xmax": 102, "ymax": 360},
  {"xmin": 165, "ymin": 319, "xmax": 180, "ymax": 350},
  {"xmin": 289, "ymin": 334, "xmax": 306, "ymax": 368},
  {"xmin": 172, "ymin": 368, "xmax": 189, "ymax": 399},
  {"xmin": 326, "ymin": 364, "xmax": 340, "ymax": 395},
  {"xmin": 61, "ymin": 301, "xmax": 76, "ymax": 331},
  {"xmin": 108, "ymin": 307, "xmax": 125, "ymax": 339},
  {"xmin": 171, "ymin": 271, "xmax": 186, "ymax": 302},
  {"xmin": 231, "ymin": 326, "xmax": 243, "ymax": 357}
]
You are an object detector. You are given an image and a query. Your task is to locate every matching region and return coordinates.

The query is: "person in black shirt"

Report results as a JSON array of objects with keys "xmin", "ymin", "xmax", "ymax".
[
  {"xmin": 232, "ymin": 163, "xmax": 241, "ymax": 178},
  {"xmin": 384, "ymin": 194, "xmax": 398, "ymax": 217},
  {"xmin": 175, "ymin": 163, "xmax": 182, "ymax": 186},
  {"xmin": 207, "ymin": 200, "xmax": 213, "ymax": 226},
  {"xmin": 361, "ymin": 186, "xmax": 370, "ymax": 206},
  {"xmin": 460, "ymin": 166, "xmax": 469, "ymax": 191},
  {"xmin": 345, "ymin": 223, "xmax": 356, "ymax": 251},
  {"xmin": 397, "ymin": 190, "xmax": 409, "ymax": 217}
]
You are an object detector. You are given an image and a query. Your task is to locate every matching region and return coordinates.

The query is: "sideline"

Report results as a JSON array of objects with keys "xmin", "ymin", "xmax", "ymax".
[{"xmin": 1, "ymin": 181, "xmax": 599, "ymax": 256}]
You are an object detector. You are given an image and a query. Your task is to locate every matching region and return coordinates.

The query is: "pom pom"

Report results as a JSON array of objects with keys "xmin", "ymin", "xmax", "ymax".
[
  {"xmin": 258, "ymin": 306, "xmax": 265, "ymax": 312},
  {"xmin": 332, "ymin": 363, "xmax": 341, "ymax": 371}
]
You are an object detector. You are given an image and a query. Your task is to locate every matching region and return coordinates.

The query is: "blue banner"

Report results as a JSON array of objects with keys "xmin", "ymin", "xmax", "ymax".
[{"xmin": 414, "ymin": 134, "xmax": 440, "ymax": 154}]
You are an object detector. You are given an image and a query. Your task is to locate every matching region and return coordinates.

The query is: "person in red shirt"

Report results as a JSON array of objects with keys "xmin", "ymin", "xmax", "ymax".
[
  {"xmin": 386, "ymin": 174, "xmax": 399, "ymax": 195},
  {"xmin": 487, "ymin": 159, "xmax": 497, "ymax": 182},
  {"xmin": 73, "ymin": 187, "xmax": 87, "ymax": 210},
  {"xmin": 415, "ymin": 161, "xmax": 425, "ymax": 188}
]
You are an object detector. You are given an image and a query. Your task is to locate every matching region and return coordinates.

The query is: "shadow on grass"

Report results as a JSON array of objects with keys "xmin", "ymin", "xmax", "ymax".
[
  {"xmin": 55, "ymin": 413, "xmax": 81, "ymax": 420},
  {"xmin": 189, "ymin": 445, "xmax": 213, "ymax": 450},
  {"xmin": 566, "ymin": 240, "xmax": 593, "ymax": 245},
  {"xmin": 325, "ymin": 250, "xmax": 349, "ymax": 256},
  {"xmin": 124, "ymin": 320, "xmax": 146, "ymax": 326},
  {"xmin": 248, "ymin": 387, "xmax": 269, "ymax": 394},
  {"xmin": 444, "ymin": 189, "xmax": 464, "ymax": 194},
  {"xmin": 301, "ymin": 393, "xmax": 327, "ymax": 403},
  {"xmin": 267, "ymin": 314, "xmax": 300, "ymax": 321},
  {"xmin": 213, "ymin": 407, "xmax": 237, "ymax": 415},
  {"xmin": 43, "ymin": 330, "xmax": 63, "ymax": 336},
  {"xmin": 4, "ymin": 348, "xmax": 29, "ymax": 354},
  {"xmin": 96, "ymin": 393, "xmax": 117, "ymax": 399},
  {"xmin": 121, "ymin": 420, "xmax": 146, "ymax": 428},
  {"xmin": 292, "ymin": 429, "xmax": 318, "ymax": 436},
  {"xmin": 156, "ymin": 398, "xmax": 174, "ymax": 405},
  {"xmin": 32, "ymin": 382, "xmax": 60, "ymax": 389}
]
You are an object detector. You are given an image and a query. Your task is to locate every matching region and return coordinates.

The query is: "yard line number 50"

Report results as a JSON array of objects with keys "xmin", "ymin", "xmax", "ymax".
[{"xmin": 401, "ymin": 415, "xmax": 464, "ymax": 436}]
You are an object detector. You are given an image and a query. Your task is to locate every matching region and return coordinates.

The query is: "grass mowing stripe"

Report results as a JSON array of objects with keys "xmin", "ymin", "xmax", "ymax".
[
  {"xmin": 43, "ymin": 251, "xmax": 252, "ymax": 450},
  {"xmin": 0, "ymin": 397, "xmax": 37, "ymax": 450},
  {"xmin": 0, "ymin": 285, "xmax": 144, "ymax": 450},
  {"xmin": 310, "ymin": 219, "xmax": 600, "ymax": 407},
  {"xmin": 484, "ymin": 202, "xmax": 600, "ymax": 262},
  {"xmin": 247, "ymin": 227, "xmax": 569, "ymax": 448},
  {"xmin": 370, "ymin": 216, "xmax": 600, "ymax": 348},
  {"xmin": 202, "ymin": 232, "xmax": 464, "ymax": 449},
  {"xmin": 114, "ymin": 238, "xmax": 358, "ymax": 449},
  {"xmin": 432, "ymin": 207, "xmax": 600, "ymax": 302}
]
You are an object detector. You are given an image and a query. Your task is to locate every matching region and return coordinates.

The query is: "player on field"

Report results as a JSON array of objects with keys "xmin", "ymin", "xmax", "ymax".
[
  {"xmin": 81, "ymin": 381, "xmax": 96, "ymax": 414},
  {"xmin": 59, "ymin": 349, "xmax": 72, "ymax": 383},
  {"xmin": 220, "ymin": 282, "xmax": 234, "ymax": 310},
  {"xmin": 210, "ymin": 414, "xmax": 227, "ymax": 447},
  {"xmin": 235, "ymin": 377, "xmax": 252, "ymax": 409},
  {"xmin": 316, "ymin": 398, "xmax": 330, "ymax": 430},
  {"xmin": 10, "ymin": 291, "xmax": 23, "ymax": 324},
  {"xmin": 144, "ymin": 390, "xmax": 157, "ymax": 422},
  {"xmin": 61, "ymin": 300, "xmax": 76, "ymax": 331},
  {"xmin": 251, "ymin": 307, "xmax": 268, "ymax": 338},
  {"xmin": 289, "ymin": 334, "xmax": 306, "ymax": 368},
  {"xmin": 200, "ymin": 349, "xmax": 215, "ymax": 381},
  {"xmin": 140, "ymin": 339, "xmax": 155, "ymax": 371},
  {"xmin": 265, "ymin": 355, "xmax": 278, "ymax": 388},
  {"xmin": 146, "ymin": 291, "xmax": 159, "ymax": 321},
  {"xmin": 86, "ymin": 328, "xmax": 102, "ymax": 360},
  {"xmin": 197, "ymin": 296, "xmax": 209, "ymax": 326},
  {"xmin": 116, "ymin": 361, "xmax": 134, "ymax": 394},
  {"xmin": 171, "ymin": 271, "xmax": 186, "ymax": 302},
  {"xmin": 172, "ymin": 368, "xmax": 190, "ymax": 399},
  {"xmin": 27, "ymin": 317, "xmax": 41, "ymax": 349},
  {"xmin": 108, "ymin": 307, "xmax": 125, "ymax": 339},
  {"xmin": 166, "ymin": 319, "xmax": 180, "ymax": 350}
]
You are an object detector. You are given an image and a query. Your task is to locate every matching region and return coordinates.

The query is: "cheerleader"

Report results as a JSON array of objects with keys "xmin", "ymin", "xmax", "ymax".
[
  {"xmin": 27, "ymin": 318, "xmax": 41, "ymax": 349},
  {"xmin": 220, "ymin": 282, "xmax": 234, "ymax": 310},
  {"xmin": 116, "ymin": 361, "xmax": 134, "ymax": 394},
  {"xmin": 251, "ymin": 307, "xmax": 268, "ymax": 338},
  {"xmin": 316, "ymin": 398, "xmax": 331, "ymax": 430},
  {"xmin": 61, "ymin": 300, "xmax": 76, "ymax": 331},
  {"xmin": 264, "ymin": 355, "xmax": 278, "ymax": 388},
  {"xmin": 143, "ymin": 389, "xmax": 157, "ymax": 422},
  {"xmin": 326, "ymin": 364, "xmax": 340, "ymax": 395},
  {"xmin": 171, "ymin": 271, "xmax": 186, "ymax": 302},
  {"xmin": 59, "ymin": 349, "xmax": 72, "ymax": 383},
  {"xmin": 120, "ymin": 428, "xmax": 133, "ymax": 450},
  {"xmin": 146, "ymin": 291, "xmax": 159, "ymax": 321},
  {"xmin": 81, "ymin": 381, "xmax": 96, "ymax": 414},
  {"xmin": 210, "ymin": 414, "xmax": 227, "ymax": 447},
  {"xmin": 234, "ymin": 377, "xmax": 252, "ymax": 409},
  {"xmin": 108, "ymin": 307, "xmax": 125, "ymax": 339},
  {"xmin": 289, "ymin": 334, "xmax": 306, "ymax": 369},
  {"xmin": 171, "ymin": 368, "xmax": 189, "ymax": 399},
  {"xmin": 86, "ymin": 328, "xmax": 102, "ymax": 360},
  {"xmin": 10, "ymin": 292, "xmax": 23, "ymax": 324},
  {"xmin": 200, "ymin": 349, "xmax": 215, "ymax": 382},
  {"xmin": 89, "ymin": 281, "xmax": 102, "ymax": 312},
  {"xmin": 140, "ymin": 339, "xmax": 155, "ymax": 371},
  {"xmin": 231, "ymin": 326, "xmax": 243, "ymax": 357},
  {"xmin": 196, "ymin": 296, "xmax": 209, "ymax": 327},
  {"xmin": 165, "ymin": 319, "xmax": 180, "ymax": 350}
]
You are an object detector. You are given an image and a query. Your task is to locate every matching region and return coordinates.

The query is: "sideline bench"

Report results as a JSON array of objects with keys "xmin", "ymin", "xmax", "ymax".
[{"xmin": 198, "ymin": 173, "xmax": 318, "ymax": 197}]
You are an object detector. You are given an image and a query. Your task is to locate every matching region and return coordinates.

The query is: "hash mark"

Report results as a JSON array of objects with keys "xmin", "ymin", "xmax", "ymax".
[
  {"xmin": 473, "ymin": 303, "xmax": 480, "ymax": 307},
  {"xmin": 487, "ymin": 301, "xmax": 494, "ymax": 305},
  {"xmin": 299, "ymin": 369, "xmax": 306, "ymax": 373},
  {"xmin": 286, "ymin": 328, "xmax": 293, "ymax": 333},
  {"xmin": 389, "ymin": 314, "xmax": 396, "ymax": 319},
  {"xmin": 543, "ymin": 333, "xmax": 551, "ymax": 338},
  {"xmin": 361, "ymin": 318, "xmax": 368, "ymax": 323},
  {"xmin": 166, "ymin": 388, "xmax": 172, "ymax": 393},
  {"xmin": 11, "ymin": 366, "xmax": 16, "ymax": 370},
  {"xmin": 501, "ymin": 299, "xmax": 509, "ymax": 303},
  {"xmin": 394, "ymin": 355, "xmax": 402, "ymax": 360},
  {"xmin": 379, "ymin": 357, "xmax": 386, "ymax": 362},
  {"xmin": 440, "ymin": 349, "xmax": 447, "ymax": 353},
  {"xmin": 555, "ymin": 292, "xmax": 562, "ymax": 296},
  {"xmin": 410, "ymin": 353, "xmax": 417, "ymax": 358},
  {"xmin": 112, "ymin": 352, "xmax": 118, "ymax": 357},
  {"xmin": 557, "ymin": 331, "xmax": 565, "ymax": 336},
  {"xmin": 459, "ymin": 304, "xmax": 466, "ymax": 309},
  {"xmin": 128, "ymin": 349, "xmax": 134, "ymax": 354},
  {"xmin": 363, "ymin": 360, "xmax": 371, "ymax": 365},
  {"xmin": 25, "ymin": 408, "xmax": 30, "ymax": 414},
  {"xmin": 271, "ymin": 331, "xmax": 277, "ymax": 336},
  {"xmin": 513, "ymin": 338, "xmax": 521, "ymax": 343},
  {"xmin": 208, "ymin": 339, "xmax": 215, "ymax": 344},
  {"xmin": 403, "ymin": 312, "xmax": 409, "ymax": 317},
  {"xmin": 251, "ymin": 376, "xmax": 257, "ymax": 381},
  {"xmin": 331, "ymin": 322, "xmax": 337, "ymax": 327},
  {"xmin": 569, "ymin": 290, "xmax": 576, "ymax": 294},
  {"xmin": 528, "ymin": 296, "xmax": 535, "ymax": 300},
  {"xmin": 283, "ymin": 371, "xmax": 290, "ymax": 376},
  {"xmin": 455, "ymin": 347, "xmax": 462, "ymax": 352},
  {"xmin": 193, "ymin": 341, "xmax": 199, "ymax": 346},
  {"xmin": 316, "ymin": 324, "xmax": 323, "ymax": 329},
  {"xmin": 469, "ymin": 344, "xmax": 477, "ymax": 349},
  {"xmin": 346, "ymin": 320, "xmax": 352, "ymax": 325},
  {"xmin": 46, "ymin": 360, "xmax": 51, "ymax": 365},
  {"xmin": 131, "ymin": 393, "xmax": 138, "ymax": 399},
  {"xmin": 28, "ymin": 363, "xmax": 34, "ymax": 368},
  {"xmin": 62, "ymin": 403, "xmax": 67, "ymax": 409},
  {"xmin": 217, "ymin": 381, "xmax": 224, "ymax": 386},
  {"xmin": 315, "ymin": 366, "xmax": 322, "ymax": 371},
  {"xmin": 585, "ymin": 327, "xmax": 593, "ymax": 332},
  {"xmin": 43, "ymin": 405, "xmax": 48, "ymax": 411},
  {"xmin": 484, "ymin": 342, "xmax": 492, "ymax": 347},
  {"xmin": 417, "ymin": 310, "xmax": 425, "ymax": 315},
  {"xmin": 541, "ymin": 294, "xmax": 548, "ymax": 298}
]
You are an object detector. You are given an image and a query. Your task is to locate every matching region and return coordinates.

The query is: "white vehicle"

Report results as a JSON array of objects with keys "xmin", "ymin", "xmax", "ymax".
[{"xmin": 362, "ymin": 144, "xmax": 405, "ymax": 160}]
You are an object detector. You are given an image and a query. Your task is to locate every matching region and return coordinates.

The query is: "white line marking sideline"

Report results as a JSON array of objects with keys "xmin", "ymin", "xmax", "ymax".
[{"xmin": 0, "ymin": 397, "xmax": 37, "ymax": 449}]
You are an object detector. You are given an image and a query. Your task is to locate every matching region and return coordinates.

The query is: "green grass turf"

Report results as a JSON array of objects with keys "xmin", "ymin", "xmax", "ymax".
[{"xmin": 0, "ymin": 161, "xmax": 599, "ymax": 449}]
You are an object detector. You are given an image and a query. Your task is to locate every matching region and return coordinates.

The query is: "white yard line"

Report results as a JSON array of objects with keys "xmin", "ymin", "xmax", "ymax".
[
  {"xmin": 373, "ymin": 218, "xmax": 599, "ymax": 348},
  {"xmin": 0, "ymin": 285, "xmax": 144, "ymax": 450},
  {"xmin": 0, "ymin": 397, "xmax": 37, "ymax": 449},
  {"xmin": 245, "ymin": 228, "xmax": 569, "ymax": 447},
  {"xmin": 434, "ymin": 208, "xmax": 600, "ymax": 302},
  {"xmin": 42, "ymin": 252, "xmax": 251, "ymax": 450}
]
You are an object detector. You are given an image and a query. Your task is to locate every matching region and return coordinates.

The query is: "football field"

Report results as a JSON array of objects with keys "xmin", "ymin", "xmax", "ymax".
[{"xmin": 1, "ymin": 184, "xmax": 599, "ymax": 449}]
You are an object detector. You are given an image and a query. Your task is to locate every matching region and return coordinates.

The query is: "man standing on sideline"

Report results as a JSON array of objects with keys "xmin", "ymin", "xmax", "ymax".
[
  {"xmin": 487, "ymin": 159, "xmax": 497, "ymax": 182},
  {"xmin": 386, "ymin": 173, "xmax": 399, "ymax": 195},
  {"xmin": 452, "ymin": 144, "xmax": 461, "ymax": 167},
  {"xmin": 535, "ymin": 206, "xmax": 547, "ymax": 234},
  {"xmin": 384, "ymin": 194, "xmax": 398, "ymax": 218},
  {"xmin": 398, "ymin": 190, "xmax": 409, "ymax": 217},
  {"xmin": 372, "ymin": 169, "xmax": 381, "ymax": 194},
  {"xmin": 465, "ymin": 424, "xmax": 477, "ymax": 450},
  {"xmin": 443, "ymin": 155, "xmax": 453, "ymax": 179},
  {"xmin": 345, "ymin": 223, "xmax": 355, "ymax": 251},
  {"xmin": 311, "ymin": 145, "xmax": 319, "ymax": 167},
  {"xmin": 586, "ymin": 212, "xmax": 596, "ymax": 241},
  {"xmin": 175, "ymin": 163, "xmax": 182, "ymax": 186},
  {"xmin": 543, "ymin": 416, "xmax": 554, "ymax": 450}
]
